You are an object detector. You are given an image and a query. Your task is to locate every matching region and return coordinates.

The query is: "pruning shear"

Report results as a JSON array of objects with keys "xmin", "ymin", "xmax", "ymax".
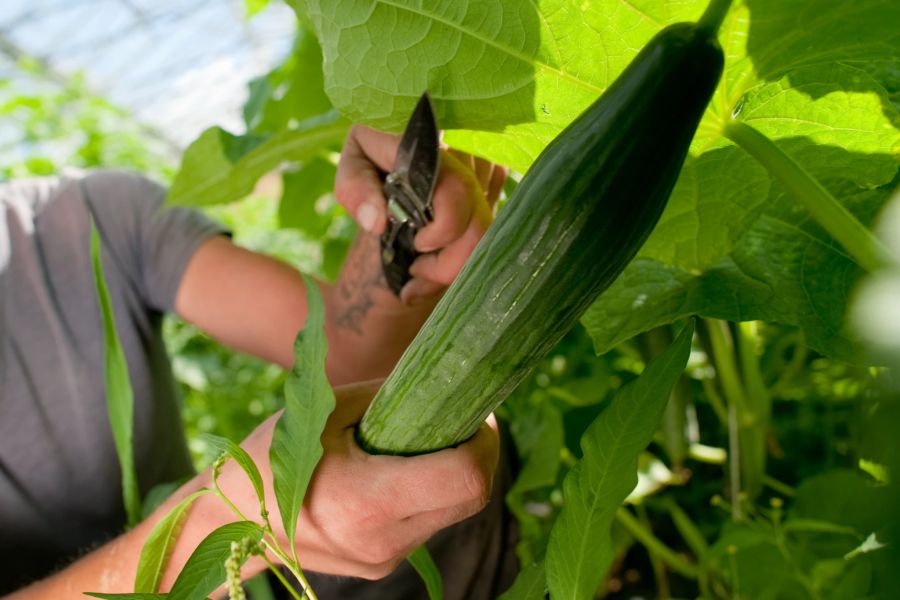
[{"xmin": 380, "ymin": 92, "xmax": 440, "ymax": 296}]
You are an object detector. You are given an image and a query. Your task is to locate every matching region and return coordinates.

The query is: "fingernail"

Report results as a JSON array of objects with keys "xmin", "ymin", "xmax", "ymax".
[{"xmin": 357, "ymin": 202, "xmax": 379, "ymax": 232}]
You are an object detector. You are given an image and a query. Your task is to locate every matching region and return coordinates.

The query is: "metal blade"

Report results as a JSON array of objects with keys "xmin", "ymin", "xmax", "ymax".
[
  {"xmin": 392, "ymin": 92, "xmax": 440, "ymax": 214},
  {"xmin": 380, "ymin": 92, "xmax": 441, "ymax": 296}
]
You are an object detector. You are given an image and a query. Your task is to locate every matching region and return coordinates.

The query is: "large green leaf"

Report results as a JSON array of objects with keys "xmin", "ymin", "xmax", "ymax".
[
  {"xmin": 168, "ymin": 521, "xmax": 264, "ymax": 600},
  {"xmin": 269, "ymin": 275, "xmax": 336, "ymax": 552},
  {"xmin": 90, "ymin": 224, "xmax": 141, "ymax": 528},
  {"xmin": 278, "ymin": 157, "xmax": 339, "ymax": 237},
  {"xmin": 167, "ymin": 117, "xmax": 348, "ymax": 207},
  {"xmin": 135, "ymin": 489, "xmax": 211, "ymax": 593},
  {"xmin": 544, "ymin": 321, "xmax": 694, "ymax": 600},
  {"xmin": 583, "ymin": 178, "xmax": 895, "ymax": 361},
  {"xmin": 244, "ymin": 28, "xmax": 333, "ymax": 134}
]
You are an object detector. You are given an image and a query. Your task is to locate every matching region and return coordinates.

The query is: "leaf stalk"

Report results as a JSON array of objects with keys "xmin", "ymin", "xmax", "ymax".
[
  {"xmin": 724, "ymin": 120, "xmax": 893, "ymax": 273},
  {"xmin": 616, "ymin": 507, "xmax": 700, "ymax": 579}
]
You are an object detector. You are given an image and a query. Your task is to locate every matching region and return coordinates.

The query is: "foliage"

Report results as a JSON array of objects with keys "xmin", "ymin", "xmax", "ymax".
[
  {"xmin": 269, "ymin": 276, "xmax": 335, "ymax": 561},
  {"xmin": 544, "ymin": 323, "xmax": 694, "ymax": 599},
  {"xmin": 0, "ymin": 58, "xmax": 174, "ymax": 182}
]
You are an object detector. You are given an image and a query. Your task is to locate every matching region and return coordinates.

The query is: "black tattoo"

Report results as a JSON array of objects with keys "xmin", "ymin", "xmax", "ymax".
[{"xmin": 334, "ymin": 233, "xmax": 389, "ymax": 335}]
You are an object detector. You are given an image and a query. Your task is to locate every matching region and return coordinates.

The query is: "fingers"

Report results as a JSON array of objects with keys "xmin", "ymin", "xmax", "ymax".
[
  {"xmin": 375, "ymin": 420, "xmax": 500, "ymax": 518},
  {"xmin": 334, "ymin": 126, "xmax": 401, "ymax": 235},
  {"xmin": 406, "ymin": 197, "xmax": 491, "ymax": 288},
  {"xmin": 413, "ymin": 150, "xmax": 479, "ymax": 252},
  {"xmin": 335, "ymin": 124, "xmax": 507, "ymax": 304}
]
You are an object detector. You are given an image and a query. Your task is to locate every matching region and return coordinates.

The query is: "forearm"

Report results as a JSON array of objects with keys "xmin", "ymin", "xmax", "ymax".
[
  {"xmin": 323, "ymin": 232, "xmax": 437, "ymax": 385},
  {"xmin": 175, "ymin": 235, "xmax": 434, "ymax": 387},
  {"xmin": 2, "ymin": 471, "xmax": 248, "ymax": 600}
]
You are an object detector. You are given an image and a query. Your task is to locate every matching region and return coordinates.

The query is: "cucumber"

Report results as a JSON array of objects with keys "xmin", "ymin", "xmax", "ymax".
[{"xmin": 358, "ymin": 20, "xmax": 724, "ymax": 455}]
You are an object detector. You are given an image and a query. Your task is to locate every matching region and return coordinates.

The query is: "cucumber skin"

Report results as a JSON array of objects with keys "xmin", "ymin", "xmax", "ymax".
[{"xmin": 358, "ymin": 23, "xmax": 724, "ymax": 455}]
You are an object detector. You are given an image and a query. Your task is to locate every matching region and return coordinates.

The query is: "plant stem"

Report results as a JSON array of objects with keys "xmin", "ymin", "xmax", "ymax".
[
  {"xmin": 262, "ymin": 555, "xmax": 305, "ymax": 600},
  {"xmin": 263, "ymin": 541, "xmax": 318, "ymax": 600},
  {"xmin": 724, "ymin": 120, "xmax": 893, "ymax": 272},
  {"xmin": 763, "ymin": 475, "xmax": 796, "ymax": 498},
  {"xmin": 697, "ymin": 0, "xmax": 733, "ymax": 36},
  {"xmin": 727, "ymin": 400, "xmax": 743, "ymax": 522},
  {"xmin": 616, "ymin": 507, "xmax": 700, "ymax": 579},
  {"xmin": 637, "ymin": 504, "xmax": 671, "ymax": 599},
  {"xmin": 211, "ymin": 463, "xmax": 316, "ymax": 600},
  {"xmin": 704, "ymin": 320, "xmax": 750, "ymax": 420},
  {"xmin": 666, "ymin": 500, "xmax": 709, "ymax": 560}
]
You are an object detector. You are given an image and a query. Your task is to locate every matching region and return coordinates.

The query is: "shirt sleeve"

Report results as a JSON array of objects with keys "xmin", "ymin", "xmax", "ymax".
[{"xmin": 79, "ymin": 170, "xmax": 229, "ymax": 313}]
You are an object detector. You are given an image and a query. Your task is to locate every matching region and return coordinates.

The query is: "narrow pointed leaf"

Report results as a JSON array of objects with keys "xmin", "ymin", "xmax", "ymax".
[
  {"xmin": 201, "ymin": 434, "xmax": 266, "ymax": 510},
  {"xmin": 168, "ymin": 521, "xmax": 264, "ymax": 600},
  {"xmin": 545, "ymin": 322, "xmax": 695, "ymax": 600},
  {"xmin": 407, "ymin": 545, "xmax": 443, "ymax": 600},
  {"xmin": 90, "ymin": 224, "xmax": 141, "ymax": 528},
  {"xmin": 134, "ymin": 489, "xmax": 211, "ymax": 593},
  {"xmin": 269, "ymin": 275, "xmax": 336, "ymax": 549}
]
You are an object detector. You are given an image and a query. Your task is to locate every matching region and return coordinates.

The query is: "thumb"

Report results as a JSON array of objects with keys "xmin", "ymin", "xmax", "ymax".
[{"xmin": 334, "ymin": 126, "xmax": 400, "ymax": 235}]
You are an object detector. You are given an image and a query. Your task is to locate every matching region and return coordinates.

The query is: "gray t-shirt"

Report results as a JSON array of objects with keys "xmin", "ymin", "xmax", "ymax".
[
  {"xmin": 0, "ymin": 170, "xmax": 222, "ymax": 591},
  {"xmin": 0, "ymin": 171, "xmax": 517, "ymax": 598}
]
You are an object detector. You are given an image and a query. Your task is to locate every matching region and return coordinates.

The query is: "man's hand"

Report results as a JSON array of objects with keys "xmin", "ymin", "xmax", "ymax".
[
  {"xmin": 241, "ymin": 381, "xmax": 500, "ymax": 579},
  {"xmin": 335, "ymin": 125, "xmax": 507, "ymax": 305}
]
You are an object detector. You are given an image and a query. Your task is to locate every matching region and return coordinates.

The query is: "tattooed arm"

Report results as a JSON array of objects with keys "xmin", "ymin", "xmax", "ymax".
[{"xmin": 173, "ymin": 126, "xmax": 505, "ymax": 385}]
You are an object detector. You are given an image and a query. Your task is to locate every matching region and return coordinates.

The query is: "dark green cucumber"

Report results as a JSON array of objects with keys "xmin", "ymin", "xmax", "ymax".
[{"xmin": 358, "ymin": 21, "xmax": 724, "ymax": 455}]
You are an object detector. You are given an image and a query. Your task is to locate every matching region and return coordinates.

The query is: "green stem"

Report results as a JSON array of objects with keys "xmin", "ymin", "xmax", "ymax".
[
  {"xmin": 263, "ymin": 541, "xmax": 318, "ymax": 600},
  {"xmin": 735, "ymin": 322, "xmax": 769, "ymax": 500},
  {"xmin": 727, "ymin": 400, "xmax": 743, "ymax": 522},
  {"xmin": 705, "ymin": 320, "xmax": 750, "ymax": 419},
  {"xmin": 212, "ymin": 462, "xmax": 316, "ymax": 600},
  {"xmin": 697, "ymin": 0, "xmax": 733, "ymax": 36},
  {"xmin": 262, "ymin": 555, "xmax": 305, "ymax": 600},
  {"xmin": 637, "ymin": 504, "xmax": 670, "ymax": 599},
  {"xmin": 764, "ymin": 475, "xmax": 796, "ymax": 498},
  {"xmin": 725, "ymin": 120, "xmax": 892, "ymax": 272},
  {"xmin": 666, "ymin": 500, "xmax": 709, "ymax": 560},
  {"xmin": 616, "ymin": 507, "xmax": 700, "ymax": 579}
]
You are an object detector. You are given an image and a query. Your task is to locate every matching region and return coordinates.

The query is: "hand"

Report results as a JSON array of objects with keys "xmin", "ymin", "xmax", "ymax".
[
  {"xmin": 335, "ymin": 125, "xmax": 507, "ymax": 305},
  {"xmin": 226, "ymin": 381, "xmax": 500, "ymax": 580}
]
